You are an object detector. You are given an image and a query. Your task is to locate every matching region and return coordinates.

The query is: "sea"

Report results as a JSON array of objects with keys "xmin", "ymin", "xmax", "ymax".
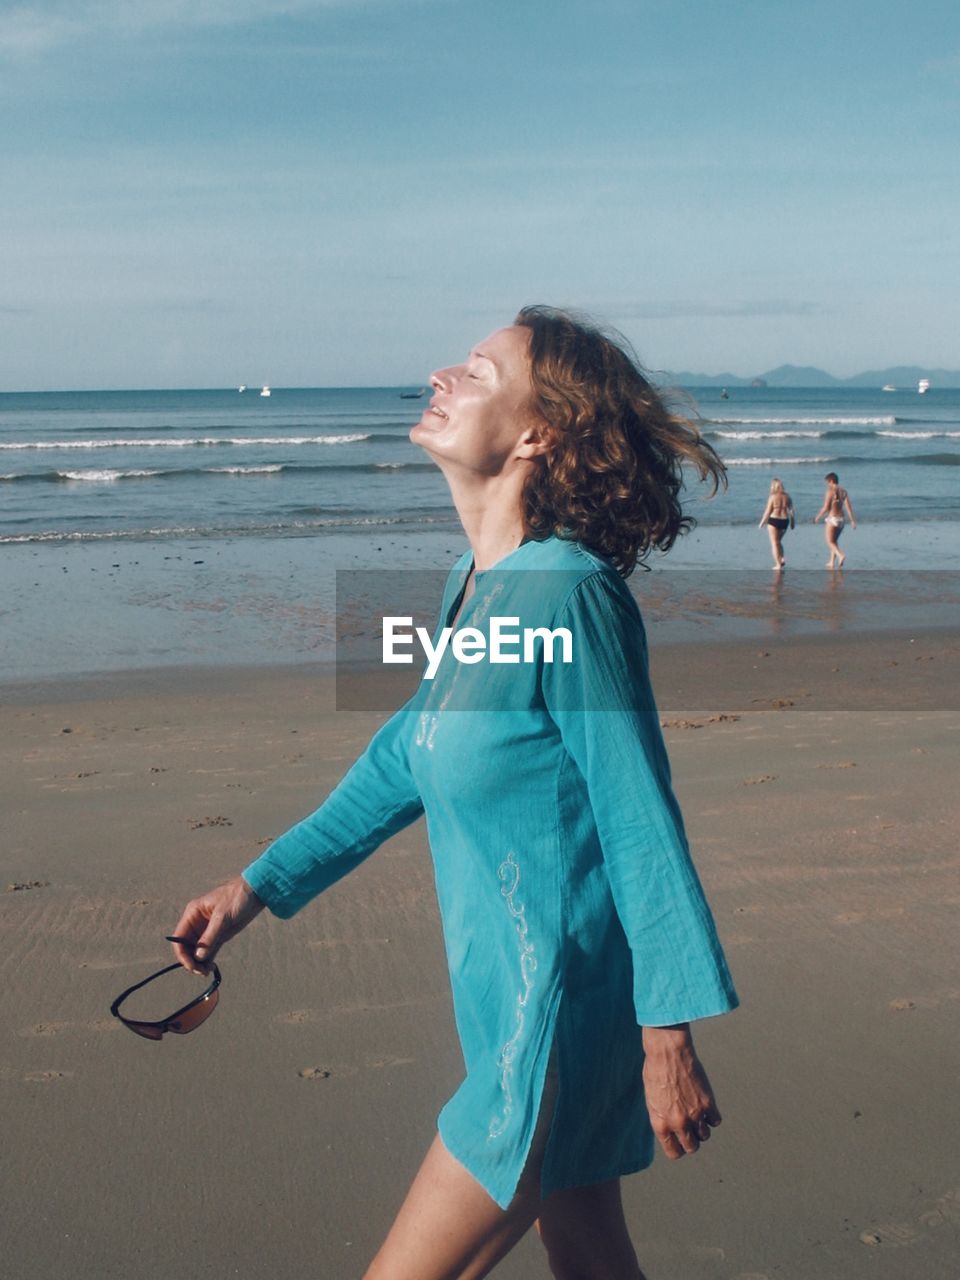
[{"xmin": 2, "ymin": 384, "xmax": 958, "ymax": 683}]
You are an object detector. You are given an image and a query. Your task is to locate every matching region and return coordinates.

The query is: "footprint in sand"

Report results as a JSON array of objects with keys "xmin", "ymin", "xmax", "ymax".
[
  {"xmin": 859, "ymin": 1223, "xmax": 923, "ymax": 1248},
  {"xmin": 5, "ymin": 880, "xmax": 50, "ymax": 893},
  {"xmin": 18, "ymin": 1021, "xmax": 70, "ymax": 1038},
  {"xmin": 23, "ymin": 1070, "xmax": 73, "ymax": 1083},
  {"xmin": 368, "ymin": 1054, "xmax": 416, "ymax": 1070},
  {"xmin": 890, "ymin": 994, "xmax": 941, "ymax": 1011},
  {"xmin": 861, "ymin": 1188, "xmax": 960, "ymax": 1248},
  {"xmin": 742, "ymin": 775, "xmax": 778, "ymax": 786},
  {"xmin": 920, "ymin": 1187, "xmax": 960, "ymax": 1228},
  {"xmin": 834, "ymin": 907, "xmax": 905, "ymax": 926},
  {"xmin": 298, "ymin": 1066, "xmax": 332, "ymax": 1080},
  {"xmin": 277, "ymin": 1009, "xmax": 317, "ymax": 1024}
]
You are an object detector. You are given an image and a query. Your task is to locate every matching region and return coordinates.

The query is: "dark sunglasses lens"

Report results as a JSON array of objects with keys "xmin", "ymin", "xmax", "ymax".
[
  {"xmin": 123, "ymin": 1020, "xmax": 164, "ymax": 1041},
  {"xmin": 168, "ymin": 987, "xmax": 219, "ymax": 1034}
]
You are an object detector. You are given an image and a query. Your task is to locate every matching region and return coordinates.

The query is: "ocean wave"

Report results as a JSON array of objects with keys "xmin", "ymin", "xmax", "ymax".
[
  {"xmin": 707, "ymin": 416, "xmax": 898, "ymax": 427},
  {"xmin": 208, "ymin": 465, "xmax": 284, "ymax": 475},
  {"xmin": 0, "ymin": 433, "xmax": 373, "ymax": 451},
  {"xmin": 726, "ymin": 456, "xmax": 835, "ymax": 466},
  {"xmin": 726, "ymin": 452, "xmax": 960, "ymax": 468},
  {"xmin": 0, "ymin": 512, "xmax": 456, "ymax": 546},
  {"xmin": 712, "ymin": 430, "xmax": 827, "ymax": 440},
  {"xmin": 58, "ymin": 468, "xmax": 162, "ymax": 482},
  {"xmin": 900, "ymin": 451, "xmax": 960, "ymax": 466},
  {"xmin": 877, "ymin": 430, "xmax": 960, "ymax": 440},
  {"xmin": 0, "ymin": 460, "xmax": 438, "ymax": 485}
]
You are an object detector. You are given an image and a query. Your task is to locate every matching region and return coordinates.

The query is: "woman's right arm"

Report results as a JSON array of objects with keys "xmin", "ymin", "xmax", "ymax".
[{"xmin": 171, "ymin": 697, "xmax": 424, "ymax": 968}]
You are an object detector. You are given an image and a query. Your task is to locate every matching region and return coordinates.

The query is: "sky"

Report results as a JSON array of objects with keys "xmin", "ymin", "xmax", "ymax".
[{"xmin": 1, "ymin": 0, "xmax": 959, "ymax": 389}]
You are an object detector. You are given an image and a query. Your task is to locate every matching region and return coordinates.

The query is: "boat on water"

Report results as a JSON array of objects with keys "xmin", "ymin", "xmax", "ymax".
[
  {"xmin": 399, "ymin": 387, "xmax": 426, "ymax": 399},
  {"xmin": 719, "ymin": 388, "xmax": 729, "ymax": 400},
  {"xmin": 918, "ymin": 378, "xmax": 930, "ymax": 395},
  {"xmin": 260, "ymin": 384, "xmax": 271, "ymax": 398},
  {"xmin": 881, "ymin": 384, "xmax": 896, "ymax": 392},
  {"xmin": 238, "ymin": 384, "xmax": 247, "ymax": 393}
]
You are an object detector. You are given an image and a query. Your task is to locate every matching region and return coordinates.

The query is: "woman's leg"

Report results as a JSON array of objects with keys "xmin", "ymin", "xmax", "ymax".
[
  {"xmin": 363, "ymin": 1134, "xmax": 543, "ymax": 1280},
  {"xmin": 765, "ymin": 525, "xmax": 782, "ymax": 569},
  {"xmin": 536, "ymin": 1179, "xmax": 645, "ymax": 1280},
  {"xmin": 825, "ymin": 523, "xmax": 837, "ymax": 567},
  {"xmin": 826, "ymin": 523, "xmax": 844, "ymax": 568}
]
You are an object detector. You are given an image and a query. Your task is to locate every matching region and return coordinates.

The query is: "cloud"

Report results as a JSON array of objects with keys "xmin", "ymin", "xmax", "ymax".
[
  {"xmin": 0, "ymin": 0, "xmax": 404, "ymax": 55},
  {"xmin": 600, "ymin": 300, "xmax": 827, "ymax": 321}
]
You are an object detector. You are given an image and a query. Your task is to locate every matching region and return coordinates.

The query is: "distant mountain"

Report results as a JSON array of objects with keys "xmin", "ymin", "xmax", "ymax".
[
  {"xmin": 760, "ymin": 364, "xmax": 841, "ymax": 387},
  {"xmin": 842, "ymin": 366, "xmax": 960, "ymax": 388},
  {"xmin": 665, "ymin": 364, "xmax": 960, "ymax": 388}
]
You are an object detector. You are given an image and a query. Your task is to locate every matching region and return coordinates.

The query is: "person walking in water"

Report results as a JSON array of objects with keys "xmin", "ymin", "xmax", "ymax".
[
  {"xmin": 815, "ymin": 471, "xmax": 856, "ymax": 569},
  {"xmin": 758, "ymin": 477, "xmax": 795, "ymax": 570}
]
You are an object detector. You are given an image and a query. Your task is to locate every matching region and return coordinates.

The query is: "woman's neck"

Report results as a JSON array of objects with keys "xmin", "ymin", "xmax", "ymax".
[{"xmin": 445, "ymin": 470, "xmax": 530, "ymax": 571}]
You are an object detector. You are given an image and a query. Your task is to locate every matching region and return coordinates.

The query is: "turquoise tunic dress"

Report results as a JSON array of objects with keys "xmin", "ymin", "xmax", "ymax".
[{"xmin": 243, "ymin": 535, "xmax": 738, "ymax": 1208}]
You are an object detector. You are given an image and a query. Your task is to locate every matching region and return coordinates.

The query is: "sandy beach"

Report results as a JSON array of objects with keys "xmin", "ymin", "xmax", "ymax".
[{"xmin": 3, "ymin": 627, "xmax": 959, "ymax": 1280}]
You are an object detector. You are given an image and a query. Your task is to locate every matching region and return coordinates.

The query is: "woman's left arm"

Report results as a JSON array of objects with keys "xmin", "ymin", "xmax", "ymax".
[{"xmin": 542, "ymin": 571, "xmax": 739, "ymax": 1027}]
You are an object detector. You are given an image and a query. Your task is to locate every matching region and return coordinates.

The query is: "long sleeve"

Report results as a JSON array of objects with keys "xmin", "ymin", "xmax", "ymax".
[
  {"xmin": 542, "ymin": 570, "xmax": 738, "ymax": 1026},
  {"xmin": 243, "ymin": 696, "xmax": 424, "ymax": 918}
]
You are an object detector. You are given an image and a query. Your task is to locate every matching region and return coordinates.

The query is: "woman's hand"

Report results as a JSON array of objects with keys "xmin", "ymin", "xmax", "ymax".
[
  {"xmin": 170, "ymin": 875, "xmax": 264, "ymax": 974},
  {"xmin": 642, "ymin": 1023, "xmax": 722, "ymax": 1159}
]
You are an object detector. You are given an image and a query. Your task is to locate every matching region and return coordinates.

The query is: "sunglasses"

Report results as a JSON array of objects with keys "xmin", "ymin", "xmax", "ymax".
[{"xmin": 110, "ymin": 936, "xmax": 221, "ymax": 1040}]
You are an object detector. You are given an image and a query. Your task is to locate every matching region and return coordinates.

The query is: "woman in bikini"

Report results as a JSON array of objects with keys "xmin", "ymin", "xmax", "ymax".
[
  {"xmin": 758, "ymin": 477, "xmax": 795, "ymax": 570},
  {"xmin": 814, "ymin": 471, "xmax": 857, "ymax": 569}
]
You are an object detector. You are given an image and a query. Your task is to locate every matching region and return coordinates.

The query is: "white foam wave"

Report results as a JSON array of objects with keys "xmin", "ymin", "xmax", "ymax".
[
  {"xmin": 714, "ymin": 430, "xmax": 825, "ymax": 440},
  {"xmin": 877, "ymin": 430, "xmax": 960, "ymax": 439},
  {"xmin": 0, "ymin": 513, "xmax": 441, "ymax": 545},
  {"xmin": 0, "ymin": 433, "xmax": 371, "ymax": 451},
  {"xmin": 726, "ymin": 456, "xmax": 835, "ymax": 466},
  {"xmin": 208, "ymin": 464, "xmax": 284, "ymax": 474},
  {"xmin": 711, "ymin": 416, "xmax": 896, "ymax": 427},
  {"xmin": 58, "ymin": 468, "xmax": 160, "ymax": 482}
]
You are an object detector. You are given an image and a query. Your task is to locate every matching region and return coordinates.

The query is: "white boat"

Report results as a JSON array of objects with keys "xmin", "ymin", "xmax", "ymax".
[
  {"xmin": 918, "ymin": 378, "xmax": 930, "ymax": 394},
  {"xmin": 260, "ymin": 384, "xmax": 271, "ymax": 397},
  {"xmin": 881, "ymin": 384, "xmax": 896, "ymax": 392},
  {"xmin": 238, "ymin": 384, "xmax": 246, "ymax": 393}
]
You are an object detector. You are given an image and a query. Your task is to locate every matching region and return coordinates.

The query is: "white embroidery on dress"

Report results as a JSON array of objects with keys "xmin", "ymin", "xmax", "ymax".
[
  {"xmin": 488, "ymin": 852, "xmax": 537, "ymax": 1140},
  {"xmin": 415, "ymin": 581, "xmax": 504, "ymax": 752}
]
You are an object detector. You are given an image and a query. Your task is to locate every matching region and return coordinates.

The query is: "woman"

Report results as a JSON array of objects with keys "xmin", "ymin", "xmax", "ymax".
[
  {"xmin": 814, "ymin": 471, "xmax": 857, "ymax": 569},
  {"xmin": 171, "ymin": 307, "xmax": 739, "ymax": 1280},
  {"xmin": 758, "ymin": 477, "xmax": 795, "ymax": 570}
]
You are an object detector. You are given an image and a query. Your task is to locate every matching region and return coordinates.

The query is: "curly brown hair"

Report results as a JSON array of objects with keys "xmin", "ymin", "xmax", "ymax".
[{"xmin": 515, "ymin": 305, "xmax": 726, "ymax": 576}]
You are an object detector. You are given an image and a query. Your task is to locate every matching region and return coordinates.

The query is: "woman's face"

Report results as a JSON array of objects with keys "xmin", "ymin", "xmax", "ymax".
[{"xmin": 410, "ymin": 325, "xmax": 539, "ymax": 476}]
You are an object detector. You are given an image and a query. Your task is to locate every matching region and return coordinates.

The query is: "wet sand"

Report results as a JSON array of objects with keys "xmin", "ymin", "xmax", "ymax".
[{"xmin": 2, "ymin": 629, "xmax": 959, "ymax": 1279}]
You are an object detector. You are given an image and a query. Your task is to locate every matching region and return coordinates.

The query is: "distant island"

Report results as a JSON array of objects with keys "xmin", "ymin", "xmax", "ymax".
[{"xmin": 663, "ymin": 363, "xmax": 960, "ymax": 389}]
